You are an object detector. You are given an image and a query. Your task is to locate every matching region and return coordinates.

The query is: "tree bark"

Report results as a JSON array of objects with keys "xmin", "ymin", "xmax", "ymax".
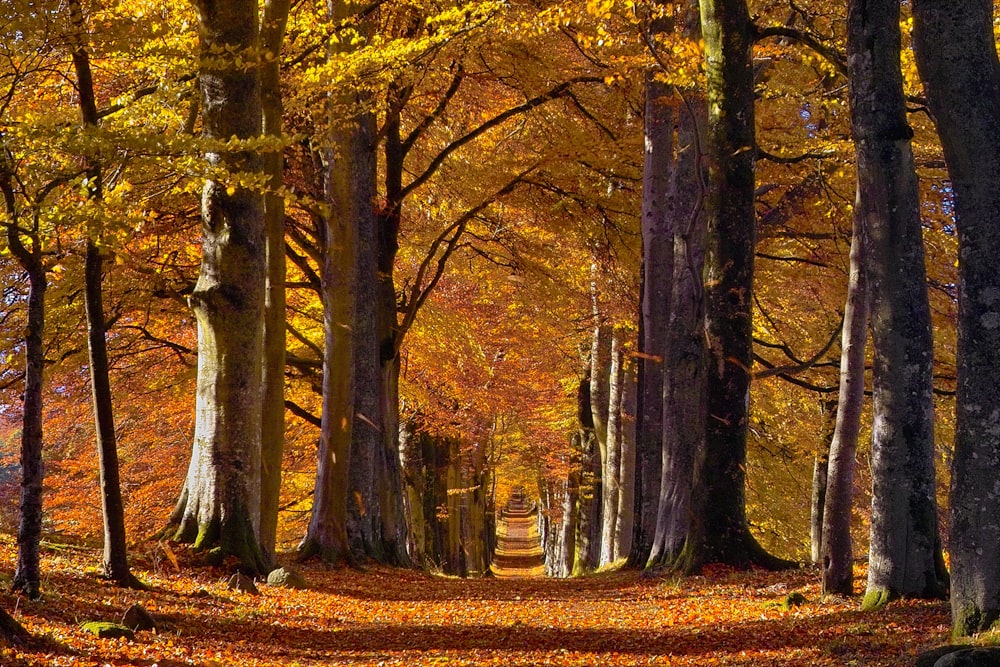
[
  {"xmin": 681, "ymin": 0, "xmax": 784, "ymax": 572},
  {"xmin": 821, "ymin": 220, "xmax": 869, "ymax": 595},
  {"xmin": 347, "ymin": 109, "xmax": 381, "ymax": 563},
  {"xmin": 647, "ymin": 91, "xmax": 707, "ymax": 570},
  {"xmin": 298, "ymin": 98, "xmax": 371, "ymax": 566},
  {"xmin": 846, "ymin": 0, "xmax": 946, "ymax": 610},
  {"xmin": 911, "ymin": 0, "xmax": 1000, "ymax": 635},
  {"xmin": 600, "ymin": 329, "xmax": 624, "ymax": 566},
  {"xmin": 168, "ymin": 0, "xmax": 270, "ymax": 574},
  {"xmin": 809, "ymin": 399, "xmax": 834, "ymax": 567},
  {"xmin": 614, "ymin": 361, "xmax": 636, "ymax": 561},
  {"xmin": 631, "ymin": 72, "xmax": 673, "ymax": 567},
  {"xmin": 1, "ymin": 172, "xmax": 46, "ymax": 599},
  {"xmin": 69, "ymin": 0, "xmax": 139, "ymax": 588},
  {"xmin": 259, "ymin": 0, "xmax": 291, "ymax": 562}
]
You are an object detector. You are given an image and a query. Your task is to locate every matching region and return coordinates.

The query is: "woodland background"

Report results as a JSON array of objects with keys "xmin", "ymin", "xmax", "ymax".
[{"xmin": 0, "ymin": 0, "xmax": 983, "ymax": 649}]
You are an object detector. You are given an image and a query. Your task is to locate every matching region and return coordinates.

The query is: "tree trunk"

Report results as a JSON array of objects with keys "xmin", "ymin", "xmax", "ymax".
[
  {"xmin": 600, "ymin": 329, "xmax": 624, "ymax": 566},
  {"xmin": 559, "ymin": 467, "xmax": 578, "ymax": 578},
  {"xmin": 348, "ymin": 110, "xmax": 381, "ymax": 563},
  {"xmin": 7, "ymin": 228, "xmax": 45, "ymax": 599},
  {"xmin": 681, "ymin": 0, "xmax": 784, "ymax": 572},
  {"xmin": 630, "ymin": 73, "xmax": 672, "ymax": 566},
  {"xmin": 168, "ymin": 0, "xmax": 269, "ymax": 574},
  {"xmin": 647, "ymin": 91, "xmax": 707, "ymax": 570},
  {"xmin": 68, "ymin": 0, "xmax": 138, "ymax": 588},
  {"xmin": 573, "ymin": 371, "xmax": 601, "ymax": 575},
  {"xmin": 84, "ymin": 241, "xmax": 137, "ymax": 586},
  {"xmin": 821, "ymin": 219, "xmax": 869, "ymax": 595},
  {"xmin": 614, "ymin": 362, "xmax": 636, "ymax": 561},
  {"xmin": 259, "ymin": 0, "xmax": 291, "ymax": 561},
  {"xmin": 0, "ymin": 156, "xmax": 45, "ymax": 598},
  {"xmin": 911, "ymin": 0, "xmax": 1000, "ymax": 635},
  {"xmin": 847, "ymin": 0, "xmax": 946, "ymax": 610},
  {"xmin": 298, "ymin": 109, "xmax": 370, "ymax": 564},
  {"xmin": 810, "ymin": 399, "xmax": 836, "ymax": 567}
]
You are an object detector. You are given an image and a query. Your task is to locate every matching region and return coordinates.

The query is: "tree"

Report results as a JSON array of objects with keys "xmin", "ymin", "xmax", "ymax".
[
  {"xmin": 846, "ymin": 0, "xmax": 946, "ymax": 610},
  {"xmin": 0, "ymin": 156, "xmax": 47, "ymax": 599},
  {"xmin": 674, "ymin": 0, "xmax": 781, "ymax": 572},
  {"xmin": 631, "ymin": 66, "xmax": 672, "ymax": 567},
  {"xmin": 819, "ymin": 218, "xmax": 868, "ymax": 595},
  {"xmin": 165, "ymin": 0, "xmax": 270, "ymax": 574},
  {"xmin": 259, "ymin": 0, "xmax": 291, "ymax": 562},
  {"xmin": 68, "ymin": 0, "xmax": 140, "ymax": 588},
  {"xmin": 912, "ymin": 0, "xmax": 1000, "ymax": 635}
]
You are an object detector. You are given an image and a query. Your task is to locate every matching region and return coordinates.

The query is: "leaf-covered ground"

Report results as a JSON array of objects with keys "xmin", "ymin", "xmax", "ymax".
[{"xmin": 0, "ymin": 539, "xmax": 950, "ymax": 666}]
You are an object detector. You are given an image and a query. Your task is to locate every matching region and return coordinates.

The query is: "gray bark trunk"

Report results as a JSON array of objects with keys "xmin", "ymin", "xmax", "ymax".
[
  {"xmin": 680, "ymin": 0, "xmax": 785, "ymax": 572},
  {"xmin": 631, "ymin": 73, "xmax": 673, "ymax": 567},
  {"xmin": 821, "ymin": 219, "xmax": 869, "ymax": 595},
  {"xmin": 847, "ymin": 0, "xmax": 946, "ymax": 609},
  {"xmin": 810, "ymin": 399, "xmax": 835, "ymax": 567},
  {"xmin": 259, "ymin": 0, "xmax": 290, "ymax": 561},
  {"xmin": 348, "ymin": 110, "xmax": 381, "ymax": 562},
  {"xmin": 912, "ymin": 0, "xmax": 1000, "ymax": 635},
  {"xmin": 560, "ymin": 468, "xmax": 578, "ymax": 578},
  {"xmin": 647, "ymin": 92, "xmax": 707, "ymax": 570},
  {"xmin": 1, "ymin": 173, "xmax": 46, "ymax": 598},
  {"xmin": 299, "ymin": 113, "xmax": 368, "ymax": 566},
  {"xmin": 168, "ymin": 0, "xmax": 269, "ymax": 574},
  {"xmin": 69, "ymin": 0, "xmax": 137, "ymax": 588},
  {"xmin": 614, "ymin": 362, "xmax": 636, "ymax": 561},
  {"xmin": 600, "ymin": 330, "xmax": 624, "ymax": 566}
]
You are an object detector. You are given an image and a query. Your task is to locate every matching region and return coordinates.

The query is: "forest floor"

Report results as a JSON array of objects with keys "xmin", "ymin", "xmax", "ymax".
[{"xmin": 0, "ymin": 535, "xmax": 954, "ymax": 666}]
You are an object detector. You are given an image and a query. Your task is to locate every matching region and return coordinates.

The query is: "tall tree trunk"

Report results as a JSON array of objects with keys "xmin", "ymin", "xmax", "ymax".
[
  {"xmin": 821, "ymin": 219, "xmax": 869, "ymax": 595},
  {"xmin": 647, "ymin": 90, "xmax": 707, "ymax": 570},
  {"xmin": 630, "ymin": 71, "xmax": 673, "ymax": 567},
  {"xmin": 167, "ymin": 0, "xmax": 269, "ymax": 574},
  {"xmin": 298, "ymin": 111, "xmax": 370, "ymax": 565},
  {"xmin": 68, "ymin": 0, "xmax": 137, "ymax": 588},
  {"xmin": 847, "ymin": 0, "xmax": 946, "ymax": 610},
  {"xmin": 371, "ymin": 87, "xmax": 411, "ymax": 567},
  {"xmin": 259, "ymin": 0, "xmax": 291, "ymax": 562},
  {"xmin": 679, "ymin": 0, "xmax": 783, "ymax": 572},
  {"xmin": 2, "ymin": 181, "xmax": 46, "ymax": 598},
  {"xmin": 810, "ymin": 399, "xmax": 835, "ymax": 567},
  {"xmin": 600, "ymin": 329, "xmax": 624, "ymax": 566},
  {"xmin": 573, "ymin": 372, "xmax": 601, "ymax": 574},
  {"xmin": 560, "ymin": 466, "xmax": 578, "ymax": 578},
  {"xmin": 911, "ymin": 0, "xmax": 1000, "ymax": 635},
  {"xmin": 348, "ymin": 110, "xmax": 381, "ymax": 563},
  {"xmin": 614, "ymin": 362, "xmax": 636, "ymax": 561}
]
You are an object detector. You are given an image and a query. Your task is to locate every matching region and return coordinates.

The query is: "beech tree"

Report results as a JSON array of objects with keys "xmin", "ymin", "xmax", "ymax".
[
  {"xmin": 259, "ymin": 0, "xmax": 291, "ymax": 562},
  {"xmin": 912, "ymin": 0, "xmax": 1000, "ymax": 635},
  {"xmin": 846, "ymin": 0, "xmax": 946, "ymax": 610},
  {"xmin": 820, "ymin": 224, "xmax": 867, "ymax": 595},
  {"xmin": 675, "ymin": 0, "xmax": 781, "ymax": 572},
  {"xmin": 68, "ymin": 0, "xmax": 139, "ymax": 588},
  {"xmin": 165, "ymin": 0, "xmax": 270, "ymax": 574}
]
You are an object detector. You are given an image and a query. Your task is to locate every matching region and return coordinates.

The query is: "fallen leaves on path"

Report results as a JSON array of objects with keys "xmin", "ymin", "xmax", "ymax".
[{"xmin": 0, "ymin": 539, "xmax": 949, "ymax": 666}]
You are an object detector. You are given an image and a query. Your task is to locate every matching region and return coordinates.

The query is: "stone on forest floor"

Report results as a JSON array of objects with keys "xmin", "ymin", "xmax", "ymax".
[
  {"xmin": 121, "ymin": 603, "xmax": 157, "ymax": 632},
  {"xmin": 228, "ymin": 572, "xmax": 260, "ymax": 595},
  {"xmin": 267, "ymin": 567, "xmax": 308, "ymax": 589},
  {"xmin": 80, "ymin": 621, "xmax": 135, "ymax": 640},
  {"xmin": 931, "ymin": 648, "xmax": 1000, "ymax": 667}
]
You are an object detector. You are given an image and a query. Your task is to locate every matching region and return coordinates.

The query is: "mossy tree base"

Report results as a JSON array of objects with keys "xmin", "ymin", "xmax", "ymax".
[
  {"xmin": 952, "ymin": 606, "xmax": 1000, "ymax": 639},
  {"xmin": 160, "ymin": 513, "xmax": 271, "ymax": 576}
]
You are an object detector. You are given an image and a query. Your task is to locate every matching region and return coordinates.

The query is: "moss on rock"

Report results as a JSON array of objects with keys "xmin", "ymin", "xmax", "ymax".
[{"xmin": 80, "ymin": 621, "xmax": 134, "ymax": 640}]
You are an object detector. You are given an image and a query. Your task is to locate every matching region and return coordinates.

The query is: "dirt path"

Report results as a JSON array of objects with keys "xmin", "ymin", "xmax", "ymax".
[{"xmin": 492, "ymin": 492, "xmax": 545, "ymax": 577}]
